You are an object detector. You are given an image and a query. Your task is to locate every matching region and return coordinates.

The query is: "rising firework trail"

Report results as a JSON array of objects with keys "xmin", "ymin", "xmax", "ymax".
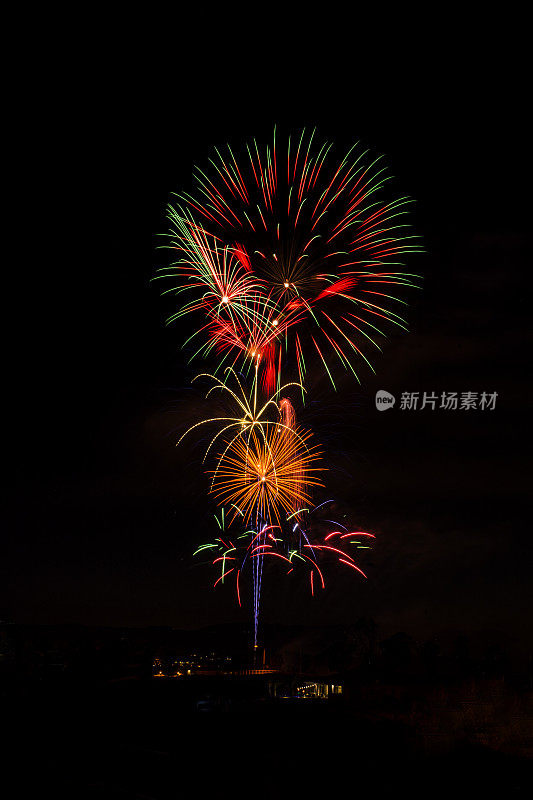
[{"xmin": 195, "ymin": 502, "xmax": 375, "ymax": 643}]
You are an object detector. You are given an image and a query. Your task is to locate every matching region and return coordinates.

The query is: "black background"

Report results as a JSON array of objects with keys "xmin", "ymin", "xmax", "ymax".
[{"xmin": 5, "ymin": 25, "xmax": 531, "ymax": 653}]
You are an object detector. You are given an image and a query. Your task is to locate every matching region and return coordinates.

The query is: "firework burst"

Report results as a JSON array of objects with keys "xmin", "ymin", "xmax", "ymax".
[
  {"xmin": 210, "ymin": 424, "xmax": 324, "ymax": 527},
  {"xmin": 195, "ymin": 502, "xmax": 375, "ymax": 606},
  {"xmin": 176, "ymin": 368, "xmax": 308, "ymax": 475},
  {"xmin": 161, "ymin": 127, "xmax": 423, "ymax": 390},
  {"xmin": 154, "ymin": 126, "xmax": 423, "ymax": 646}
]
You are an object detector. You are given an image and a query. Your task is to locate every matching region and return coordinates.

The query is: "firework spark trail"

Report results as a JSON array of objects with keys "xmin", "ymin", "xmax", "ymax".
[
  {"xmin": 253, "ymin": 523, "xmax": 264, "ymax": 648},
  {"xmin": 195, "ymin": 503, "xmax": 374, "ymax": 636},
  {"xmin": 176, "ymin": 368, "xmax": 310, "ymax": 485},
  {"xmin": 160, "ymin": 127, "xmax": 423, "ymax": 391},
  {"xmin": 183, "ymin": 372, "xmax": 371, "ymax": 640},
  {"xmin": 180, "ymin": 370, "xmax": 323, "ymax": 643},
  {"xmin": 278, "ymin": 396, "xmax": 305, "ymax": 515},
  {"xmin": 158, "ymin": 127, "xmax": 421, "ymax": 643},
  {"xmin": 210, "ymin": 424, "xmax": 324, "ymax": 526}
]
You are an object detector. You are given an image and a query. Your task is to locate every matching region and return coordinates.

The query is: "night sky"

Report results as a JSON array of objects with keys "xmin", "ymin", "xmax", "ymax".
[{"xmin": 6, "ymin": 38, "xmax": 531, "ymax": 650}]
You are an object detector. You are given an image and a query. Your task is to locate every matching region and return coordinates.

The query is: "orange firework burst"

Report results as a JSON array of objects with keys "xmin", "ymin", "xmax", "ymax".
[{"xmin": 210, "ymin": 424, "xmax": 324, "ymax": 526}]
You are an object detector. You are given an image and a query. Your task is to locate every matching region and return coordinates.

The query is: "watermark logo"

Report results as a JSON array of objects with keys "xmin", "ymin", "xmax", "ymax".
[
  {"xmin": 375, "ymin": 390, "xmax": 498, "ymax": 411},
  {"xmin": 375, "ymin": 390, "xmax": 396, "ymax": 410}
]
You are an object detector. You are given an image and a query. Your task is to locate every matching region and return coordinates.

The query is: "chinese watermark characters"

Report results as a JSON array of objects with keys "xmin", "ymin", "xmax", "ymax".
[
  {"xmin": 398, "ymin": 391, "xmax": 497, "ymax": 411},
  {"xmin": 375, "ymin": 390, "xmax": 498, "ymax": 411}
]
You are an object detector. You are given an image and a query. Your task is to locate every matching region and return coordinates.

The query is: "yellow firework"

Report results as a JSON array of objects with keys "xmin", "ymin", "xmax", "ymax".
[
  {"xmin": 210, "ymin": 425, "xmax": 324, "ymax": 526},
  {"xmin": 177, "ymin": 368, "xmax": 307, "ymax": 471}
]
